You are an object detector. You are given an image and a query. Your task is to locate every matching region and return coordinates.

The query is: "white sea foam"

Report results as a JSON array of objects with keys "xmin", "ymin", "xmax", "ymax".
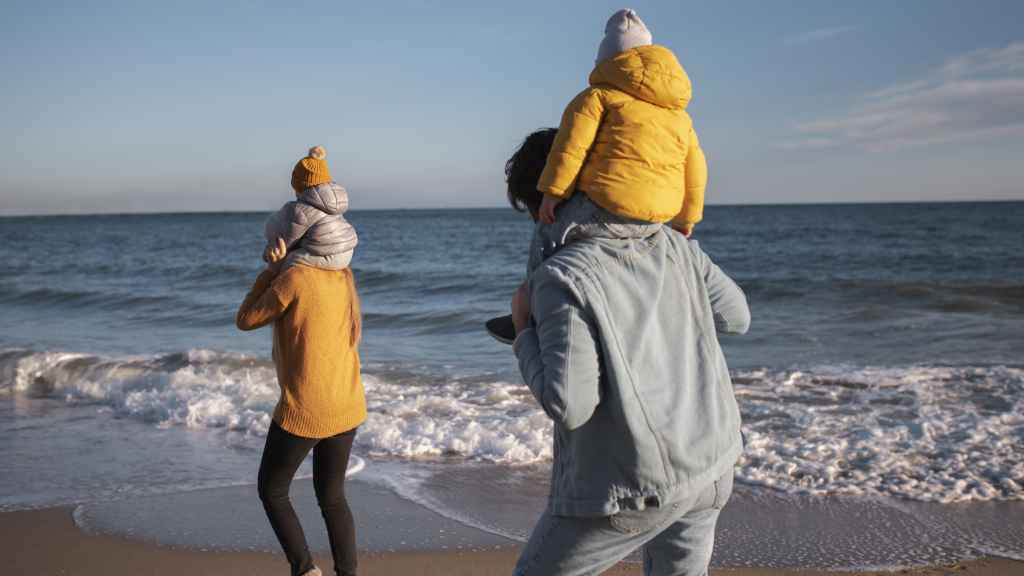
[
  {"xmin": 733, "ymin": 365, "xmax": 1024, "ymax": 503},
  {"xmin": 357, "ymin": 373, "xmax": 551, "ymax": 463},
  {"xmin": 1, "ymin": 349, "xmax": 278, "ymax": 436},
  {"xmin": 0, "ymin": 349, "xmax": 552, "ymax": 464},
  {"xmin": 3, "ymin": 349, "xmax": 1022, "ymax": 503}
]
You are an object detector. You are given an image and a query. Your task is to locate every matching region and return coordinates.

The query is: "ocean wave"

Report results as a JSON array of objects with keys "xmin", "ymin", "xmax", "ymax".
[
  {"xmin": 3, "ymin": 348, "xmax": 1022, "ymax": 502},
  {"xmin": 0, "ymin": 285, "xmax": 181, "ymax": 310},
  {"xmin": 734, "ymin": 365, "xmax": 1024, "ymax": 503},
  {"xmin": 740, "ymin": 278, "xmax": 1024, "ymax": 310},
  {"xmin": 0, "ymin": 348, "xmax": 278, "ymax": 434},
  {"xmin": 363, "ymin": 309, "xmax": 491, "ymax": 334},
  {"xmin": 0, "ymin": 348, "xmax": 551, "ymax": 464},
  {"xmin": 357, "ymin": 370, "xmax": 551, "ymax": 463},
  {"xmin": 353, "ymin": 267, "xmax": 518, "ymax": 299},
  {"xmin": 0, "ymin": 283, "xmax": 237, "ymax": 323},
  {"xmin": 352, "ymin": 269, "xmax": 407, "ymax": 289}
]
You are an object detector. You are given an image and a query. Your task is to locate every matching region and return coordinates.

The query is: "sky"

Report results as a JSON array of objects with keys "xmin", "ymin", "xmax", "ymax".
[{"xmin": 1, "ymin": 0, "xmax": 1022, "ymax": 215}]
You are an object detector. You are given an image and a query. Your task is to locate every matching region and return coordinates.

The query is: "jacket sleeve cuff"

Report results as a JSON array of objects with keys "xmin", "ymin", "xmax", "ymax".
[
  {"xmin": 512, "ymin": 326, "xmax": 538, "ymax": 358},
  {"xmin": 512, "ymin": 327, "xmax": 546, "ymax": 400},
  {"xmin": 538, "ymin": 185, "xmax": 571, "ymax": 199}
]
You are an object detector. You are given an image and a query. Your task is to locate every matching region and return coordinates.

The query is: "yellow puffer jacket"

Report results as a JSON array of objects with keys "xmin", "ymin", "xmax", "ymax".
[{"xmin": 537, "ymin": 45, "xmax": 707, "ymax": 228}]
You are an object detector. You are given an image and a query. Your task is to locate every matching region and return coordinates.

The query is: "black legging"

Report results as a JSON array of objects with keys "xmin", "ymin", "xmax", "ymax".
[{"xmin": 258, "ymin": 421, "xmax": 357, "ymax": 576}]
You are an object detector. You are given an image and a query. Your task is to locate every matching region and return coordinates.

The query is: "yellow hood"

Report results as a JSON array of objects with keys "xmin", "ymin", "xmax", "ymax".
[{"xmin": 588, "ymin": 45, "xmax": 691, "ymax": 110}]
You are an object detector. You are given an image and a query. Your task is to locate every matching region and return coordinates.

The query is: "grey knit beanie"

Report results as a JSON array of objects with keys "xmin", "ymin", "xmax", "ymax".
[{"xmin": 596, "ymin": 8, "xmax": 653, "ymax": 63}]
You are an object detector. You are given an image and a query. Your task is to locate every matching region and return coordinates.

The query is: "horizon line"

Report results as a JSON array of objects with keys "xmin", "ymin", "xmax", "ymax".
[{"xmin": 0, "ymin": 197, "xmax": 1021, "ymax": 219}]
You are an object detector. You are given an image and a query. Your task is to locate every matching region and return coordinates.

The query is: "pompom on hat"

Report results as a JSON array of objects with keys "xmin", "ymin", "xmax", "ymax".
[
  {"xmin": 596, "ymin": 8, "xmax": 653, "ymax": 63},
  {"xmin": 291, "ymin": 146, "xmax": 333, "ymax": 192}
]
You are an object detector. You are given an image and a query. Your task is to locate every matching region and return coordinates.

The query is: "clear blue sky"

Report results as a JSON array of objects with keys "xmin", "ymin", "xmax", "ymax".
[{"xmin": 1, "ymin": 0, "xmax": 1022, "ymax": 215}]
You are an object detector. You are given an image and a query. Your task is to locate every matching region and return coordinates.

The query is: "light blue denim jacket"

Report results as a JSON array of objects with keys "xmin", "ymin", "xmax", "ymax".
[{"xmin": 513, "ymin": 227, "xmax": 749, "ymax": 517}]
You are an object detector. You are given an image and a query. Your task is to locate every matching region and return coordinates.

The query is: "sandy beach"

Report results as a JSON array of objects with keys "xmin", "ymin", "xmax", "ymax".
[
  {"xmin": 8, "ymin": 477, "xmax": 1024, "ymax": 576},
  {"xmin": 5, "ymin": 505, "xmax": 1022, "ymax": 576}
]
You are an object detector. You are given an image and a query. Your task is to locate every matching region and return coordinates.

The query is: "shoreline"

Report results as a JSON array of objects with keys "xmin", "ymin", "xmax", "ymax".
[
  {"xmin": 5, "ymin": 505, "xmax": 1022, "ymax": 575},
  {"xmin": 2, "ymin": 198, "xmax": 1022, "ymax": 219}
]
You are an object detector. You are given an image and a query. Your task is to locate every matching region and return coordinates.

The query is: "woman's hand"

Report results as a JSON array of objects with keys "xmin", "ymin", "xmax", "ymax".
[
  {"xmin": 511, "ymin": 281, "xmax": 531, "ymax": 335},
  {"xmin": 263, "ymin": 237, "xmax": 288, "ymax": 267}
]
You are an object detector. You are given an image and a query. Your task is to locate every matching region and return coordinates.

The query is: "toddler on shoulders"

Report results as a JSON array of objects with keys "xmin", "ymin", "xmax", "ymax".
[
  {"xmin": 530, "ymin": 8, "xmax": 708, "ymax": 270},
  {"xmin": 264, "ymin": 146, "xmax": 358, "ymax": 272}
]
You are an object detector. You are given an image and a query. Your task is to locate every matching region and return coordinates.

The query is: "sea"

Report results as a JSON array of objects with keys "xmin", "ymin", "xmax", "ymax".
[{"xmin": 2, "ymin": 202, "xmax": 1023, "ymax": 568}]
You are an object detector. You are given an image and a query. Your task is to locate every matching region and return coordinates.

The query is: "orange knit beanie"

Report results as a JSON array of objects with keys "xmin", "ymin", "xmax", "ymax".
[{"xmin": 291, "ymin": 146, "xmax": 333, "ymax": 192}]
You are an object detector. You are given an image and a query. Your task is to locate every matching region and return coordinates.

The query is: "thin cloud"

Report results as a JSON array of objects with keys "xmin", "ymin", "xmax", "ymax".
[
  {"xmin": 782, "ymin": 26, "xmax": 855, "ymax": 46},
  {"xmin": 788, "ymin": 42, "xmax": 1024, "ymax": 151}
]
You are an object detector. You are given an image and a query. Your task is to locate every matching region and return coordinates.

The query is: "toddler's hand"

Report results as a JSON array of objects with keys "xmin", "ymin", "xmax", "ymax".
[
  {"xmin": 539, "ymin": 193, "xmax": 562, "ymax": 224},
  {"xmin": 672, "ymin": 223, "xmax": 694, "ymax": 238},
  {"xmin": 263, "ymin": 237, "xmax": 288, "ymax": 265}
]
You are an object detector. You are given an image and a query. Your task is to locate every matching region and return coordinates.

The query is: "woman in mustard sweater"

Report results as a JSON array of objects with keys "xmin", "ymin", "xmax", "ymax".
[{"xmin": 237, "ymin": 235, "xmax": 366, "ymax": 576}]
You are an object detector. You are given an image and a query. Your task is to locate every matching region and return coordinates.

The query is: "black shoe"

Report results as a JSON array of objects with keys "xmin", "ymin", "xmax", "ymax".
[{"xmin": 485, "ymin": 315, "xmax": 517, "ymax": 345}]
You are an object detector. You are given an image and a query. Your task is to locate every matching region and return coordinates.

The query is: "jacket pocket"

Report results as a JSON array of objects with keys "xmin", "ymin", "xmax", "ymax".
[
  {"xmin": 712, "ymin": 469, "xmax": 735, "ymax": 510},
  {"xmin": 608, "ymin": 502, "xmax": 681, "ymax": 535}
]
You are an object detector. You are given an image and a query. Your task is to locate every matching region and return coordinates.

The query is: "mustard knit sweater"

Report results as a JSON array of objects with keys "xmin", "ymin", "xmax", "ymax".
[{"xmin": 236, "ymin": 266, "xmax": 366, "ymax": 438}]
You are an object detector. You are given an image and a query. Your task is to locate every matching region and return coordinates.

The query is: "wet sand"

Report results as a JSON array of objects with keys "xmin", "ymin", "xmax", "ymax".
[
  {"xmin": 5, "ymin": 504, "xmax": 1023, "ymax": 575},
  {"xmin": 4, "ymin": 506, "xmax": 607, "ymax": 576}
]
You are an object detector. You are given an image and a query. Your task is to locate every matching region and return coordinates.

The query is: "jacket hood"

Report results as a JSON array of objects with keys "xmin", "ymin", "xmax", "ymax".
[
  {"xmin": 297, "ymin": 182, "xmax": 346, "ymax": 215},
  {"xmin": 589, "ymin": 45, "xmax": 691, "ymax": 110}
]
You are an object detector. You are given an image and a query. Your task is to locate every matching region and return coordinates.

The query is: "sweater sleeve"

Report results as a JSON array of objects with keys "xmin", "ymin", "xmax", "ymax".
[
  {"xmin": 537, "ymin": 88, "xmax": 606, "ymax": 199},
  {"xmin": 268, "ymin": 203, "xmax": 315, "ymax": 250},
  {"xmin": 235, "ymin": 269, "xmax": 294, "ymax": 331},
  {"xmin": 671, "ymin": 125, "xmax": 708, "ymax": 230}
]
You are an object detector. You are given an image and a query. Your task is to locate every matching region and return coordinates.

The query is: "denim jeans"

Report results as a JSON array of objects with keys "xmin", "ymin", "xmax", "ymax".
[{"xmin": 513, "ymin": 470, "xmax": 733, "ymax": 576}]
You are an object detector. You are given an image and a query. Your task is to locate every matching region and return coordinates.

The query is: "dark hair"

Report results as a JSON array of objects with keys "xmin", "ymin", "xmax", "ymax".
[{"xmin": 506, "ymin": 128, "xmax": 557, "ymax": 218}]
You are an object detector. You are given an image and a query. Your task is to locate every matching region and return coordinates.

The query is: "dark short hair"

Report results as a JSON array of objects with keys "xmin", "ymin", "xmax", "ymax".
[{"xmin": 506, "ymin": 128, "xmax": 557, "ymax": 218}]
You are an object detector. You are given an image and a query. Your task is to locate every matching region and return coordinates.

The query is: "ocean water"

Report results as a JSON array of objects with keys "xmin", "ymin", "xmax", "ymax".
[{"xmin": 2, "ymin": 203, "xmax": 1023, "ymax": 567}]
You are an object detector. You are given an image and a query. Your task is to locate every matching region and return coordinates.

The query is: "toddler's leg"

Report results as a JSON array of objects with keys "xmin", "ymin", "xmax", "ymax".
[
  {"xmin": 528, "ymin": 193, "xmax": 605, "ymax": 274},
  {"xmin": 284, "ymin": 248, "xmax": 353, "ymax": 271},
  {"xmin": 526, "ymin": 224, "xmax": 546, "ymax": 276}
]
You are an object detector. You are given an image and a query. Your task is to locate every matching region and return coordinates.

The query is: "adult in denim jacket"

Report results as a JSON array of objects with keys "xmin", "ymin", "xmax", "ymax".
[{"xmin": 505, "ymin": 129, "xmax": 750, "ymax": 576}]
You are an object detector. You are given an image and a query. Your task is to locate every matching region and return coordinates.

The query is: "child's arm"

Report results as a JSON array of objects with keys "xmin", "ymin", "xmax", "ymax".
[
  {"xmin": 265, "ymin": 202, "xmax": 314, "ymax": 251},
  {"xmin": 536, "ymin": 88, "xmax": 606, "ymax": 222},
  {"xmin": 331, "ymin": 184, "xmax": 350, "ymax": 215},
  {"xmin": 670, "ymin": 126, "xmax": 708, "ymax": 236}
]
